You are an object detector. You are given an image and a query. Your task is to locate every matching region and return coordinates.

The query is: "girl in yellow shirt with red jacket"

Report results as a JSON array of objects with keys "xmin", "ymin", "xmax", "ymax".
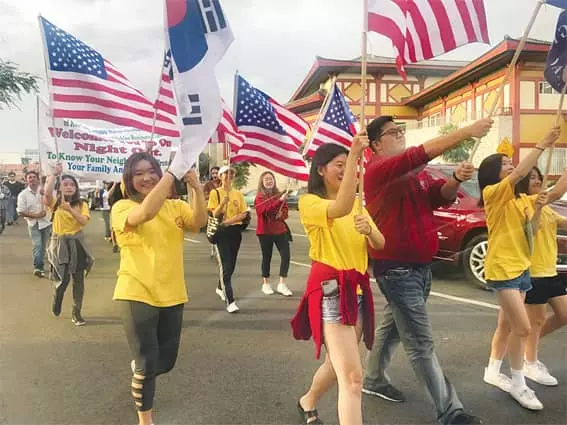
[
  {"xmin": 111, "ymin": 152, "xmax": 207, "ymax": 425},
  {"xmin": 478, "ymin": 126, "xmax": 560, "ymax": 411},
  {"xmin": 291, "ymin": 133, "xmax": 385, "ymax": 425}
]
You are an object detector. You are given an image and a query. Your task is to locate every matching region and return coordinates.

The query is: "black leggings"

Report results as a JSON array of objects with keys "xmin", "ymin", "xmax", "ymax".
[
  {"xmin": 119, "ymin": 301, "xmax": 184, "ymax": 412},
  {"xmin": 258, "ymin": 233, "xmax": 290, "ymax": 278},
  {"xmin": 215, "ymin": 225, "xmax": 242, "ymax": 305}
]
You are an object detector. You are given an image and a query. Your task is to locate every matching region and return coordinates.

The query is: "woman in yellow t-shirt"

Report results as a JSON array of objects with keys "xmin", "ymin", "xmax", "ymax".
[
  {"xmin": 478, "ymin": 126, "xmax": 559, "ymax": 411},
  {"xmin": 207, "ymin": 165, "xmax": 249, "ymax": 313},
  {"xmin": 291, "ymin": 135, "xmax": 385, "ymax": 425},
  {"xmin": 487, "ymin": 167, "xmax": 567, "ymax": 388},
  {"xmin": 111, "ymin": 152, "xmax": 207, "ymax": 425},
  {"xmin": 44, "ymin": 163, "xmax": 93, "ymax": 327}
]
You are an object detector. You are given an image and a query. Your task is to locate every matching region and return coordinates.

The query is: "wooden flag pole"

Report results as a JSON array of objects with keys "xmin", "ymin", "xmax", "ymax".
[
  {"xmin": 468, "ymin": 0, "xmax": 544, "ymax": 162},
  {"xmin": 301, "ymin": 75, "xmax": 337, "ymax": 157},
  {"xmin": 542, "ymin": 81, "xmax": 567, "ymax": 188},
  {"xmin": 358, "ymin": 0, "xmax": 369, "ymax": 213}
]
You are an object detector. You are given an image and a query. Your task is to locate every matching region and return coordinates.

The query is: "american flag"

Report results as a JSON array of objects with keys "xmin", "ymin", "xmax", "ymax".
[
  {"xmin": 209, "ymin": 99, "xmax": 246, "ymax": 155},
  {"xmin": 40, "ymin": 16, "xmax": 179, "ymax": 137},
  {"xmin": 153, "ymin": 50, "xmax": 179, "ymax": 135},
  {"xmin": 231, "ymin": 75, "xmax": 309, "ymax": 181},
  {"xmin": 368, "ymin": 0, "xmax": 489, "ymax": 79},
  {"xmin": 304, "ymin": 84, "xmax": 358, "ymax": 158}
]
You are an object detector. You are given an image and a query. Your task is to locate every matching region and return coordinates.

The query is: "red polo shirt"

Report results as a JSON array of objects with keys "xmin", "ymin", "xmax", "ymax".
[
  {"xmin": 254, "ymin": 191, "xmax": 288, "ymax": 235},
  {"xmin": 364, "ymin": 145, "xmax": 452, "ymax": 265}
]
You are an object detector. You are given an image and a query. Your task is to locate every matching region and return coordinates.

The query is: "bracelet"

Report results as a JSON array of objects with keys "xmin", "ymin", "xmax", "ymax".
[
  {"xmin": 535, "ymin": 146, "xmax": 545, "ymax": 152},
  {"xmin": 452, "ymin": 172, "xmax": 464, "ymax": 183},
  {"xmin": 365, "ymin": 228, "xmax": 373, "ymax": 236}
]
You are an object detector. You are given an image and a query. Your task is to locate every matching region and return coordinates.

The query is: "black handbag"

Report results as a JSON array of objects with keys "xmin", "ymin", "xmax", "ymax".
[{"xmin": 206, "ymin": 189, "xmax": 226, "ymax": 244}]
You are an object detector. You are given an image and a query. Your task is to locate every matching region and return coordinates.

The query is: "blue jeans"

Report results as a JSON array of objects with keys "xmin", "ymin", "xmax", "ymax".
[
  {"xmin": 29, "ymin": 223, "xmax": 52, "ymax": 271},
  {"xmin": 7, "ymin": 196, "xmax": 17, "ymax": 223},
  {"xmin": 364, "ymin": 265, "xmax": 464, "ymax": 424}
]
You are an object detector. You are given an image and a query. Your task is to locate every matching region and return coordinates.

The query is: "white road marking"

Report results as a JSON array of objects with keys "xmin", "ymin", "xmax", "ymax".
[
  {"xmin": 290, "ymin": 260, "xmax": 500, "ymax": 311},
  {"xmin": 184, "ymin": 238, "xmax": 202, "ymax": 244}
]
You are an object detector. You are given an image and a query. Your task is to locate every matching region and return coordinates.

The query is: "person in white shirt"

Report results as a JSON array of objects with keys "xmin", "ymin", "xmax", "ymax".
[{"xmin": 17, "ymin": 171, "xmax": 52, "ymax": 277}]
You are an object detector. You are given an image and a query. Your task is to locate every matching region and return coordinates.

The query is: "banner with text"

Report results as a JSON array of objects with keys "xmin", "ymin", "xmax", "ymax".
[{"xmin": 38, "ymin": 99, "xmax": 176, "ymax": 181}]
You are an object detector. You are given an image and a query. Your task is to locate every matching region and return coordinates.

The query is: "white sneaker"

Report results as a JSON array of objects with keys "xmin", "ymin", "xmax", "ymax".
[
  {"xmin": 276, "ymin": 282, "xmax": 293, "ymax": 297},
  {"xmin": 509, "ymin": 385, "xmax": 543, "ymax": 410},
  {"xmin": 215, "ymin": 288, "xmax": 226, "ymax": 301},
  {"xmin": 130, "ymin": 360, "xmax": 135, "ymax": 374},
  {"xmin": 261, "ymin": 283, "xmax": 274, "ymax": 295},
  {"xmin": 226, "ymin": 302, "xmax": 240, "ymax": 313},
  {"xmin": 524, "ymin": 360, "xmax": 558, "ymax": 386},
  {"xmin": 483, "ymin": 367, "xmax": 512, "ymax": 392}
]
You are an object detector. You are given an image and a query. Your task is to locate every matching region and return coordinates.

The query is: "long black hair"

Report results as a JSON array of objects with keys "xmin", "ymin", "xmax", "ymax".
[
  {"xmin": 515, "ymin": 166, "xmax": 543, "ymax": 197},
  {"xmin": 122, "ymin": 152, "xmax": 163, "ymax": 202},
  {"xmin": 478, "ymin": 153, "xmax": 507, "ymax": 207},
  {"xmin": 308, "ymin": 143, "xmax": 349, "ymax": 199}
]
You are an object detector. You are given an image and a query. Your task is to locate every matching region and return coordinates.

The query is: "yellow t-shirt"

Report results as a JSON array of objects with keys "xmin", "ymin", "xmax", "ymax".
[
  {"xmin": 299, "ymin": 194, "xmax": 377, "ymax": 274},
  {"xmin": 49, "ymin": 199, "xmax": 90, "ymax": 235},
  {"xmin": 207, "ymin": 187, "xmax": 247, "ymax": 224},
  {"xmin": 111, "ymin": 199, "xmax": 197, "ymax": 307},
  {"xmin": 531, "ymin": 206, "xmax": 565, "ymax": 278},
  {"xmin": 484, "ymin": 177, "xmax": 536, "ymax": 281}
]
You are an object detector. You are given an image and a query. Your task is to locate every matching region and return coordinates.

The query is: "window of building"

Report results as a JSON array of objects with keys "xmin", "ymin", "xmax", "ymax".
[{"xmin": 539, "ymin": 82, "xmax": 556, "ymax": 95}]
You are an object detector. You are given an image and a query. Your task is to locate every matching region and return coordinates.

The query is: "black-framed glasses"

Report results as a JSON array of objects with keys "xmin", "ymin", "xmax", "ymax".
[{"xmin": 379, "ymin": 127, "xmax": 406, "ymax": 138}]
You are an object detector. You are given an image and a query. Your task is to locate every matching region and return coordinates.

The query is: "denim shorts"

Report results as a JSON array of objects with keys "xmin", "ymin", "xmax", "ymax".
[
  {"xmin": 487, "ymin": 270, "xmax": 532, "ymax": 293},
  {"xmin": 322, "ymin": 294, "xmax": 363, "ymax": 324}
]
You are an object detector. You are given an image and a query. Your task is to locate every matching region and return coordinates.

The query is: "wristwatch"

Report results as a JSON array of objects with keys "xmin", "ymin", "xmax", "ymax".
[{"xmin": 452, "ymin": 172, "xmax": 464, "ymax": 183}]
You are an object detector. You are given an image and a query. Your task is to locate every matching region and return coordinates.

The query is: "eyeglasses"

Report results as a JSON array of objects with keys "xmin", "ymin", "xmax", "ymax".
[{"xmin": 379, "ymin": 127, "xmax": 406, "ymax": 138}]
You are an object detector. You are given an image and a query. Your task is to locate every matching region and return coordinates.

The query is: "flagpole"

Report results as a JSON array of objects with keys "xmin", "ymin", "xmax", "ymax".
[
  {"xmin": 358, "ymin": 0, "xmax": 369, "ymax": 213},
  {"xmin": 468, "ymin": 0, "xmax": 544, "ymax": 162},
  {"xmin": 302, "ymin": 75, "xmax": 337, "ymax": 157},
  {"xmin": 542, "ymin": 81, "xmax": 567, "ymax": 188},
  {"xmin": 38, "ymin": 15, "xmax": 60, "ymax": 157}
]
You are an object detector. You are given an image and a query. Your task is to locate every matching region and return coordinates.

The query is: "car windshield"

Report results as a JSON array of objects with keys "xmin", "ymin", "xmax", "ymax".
[{"xmin": 436, "ymin": 168, "xmax": 481, "ymax": 199}]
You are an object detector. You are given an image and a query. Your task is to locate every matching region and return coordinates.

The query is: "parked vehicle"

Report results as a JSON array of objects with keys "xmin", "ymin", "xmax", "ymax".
[
  {"xmin": 427, "ymin": 164, "xmax": 567, "ymax": 289},
  {"xmin": 243, "ymin": 189, "xmax": 257, "ymax": 208},
  {"xmin": 286, "ymin": 187, "xmax": 308, "ymax": 210}
]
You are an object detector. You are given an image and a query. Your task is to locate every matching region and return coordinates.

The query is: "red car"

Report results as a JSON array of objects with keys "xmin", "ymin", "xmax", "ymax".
[{"xmin": 426, "ymin": 165, "xmax": 567, "ymax": 289}]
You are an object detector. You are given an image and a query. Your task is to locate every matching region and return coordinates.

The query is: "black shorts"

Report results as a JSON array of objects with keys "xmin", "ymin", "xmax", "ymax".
[{"xmin": 525, "ymin": 275, "xmax": 567, "ymax": 305}]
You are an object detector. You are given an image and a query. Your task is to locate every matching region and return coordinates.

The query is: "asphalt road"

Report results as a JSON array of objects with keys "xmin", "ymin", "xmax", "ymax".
[{"xmin": 1, "ymin": 210, "xmax": 566, "ymax": 425}]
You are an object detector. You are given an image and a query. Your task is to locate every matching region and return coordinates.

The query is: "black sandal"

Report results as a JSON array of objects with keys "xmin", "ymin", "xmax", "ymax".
[{"xmin": 297, "ymin": 400, "xmax": 323, "ymax": 424}]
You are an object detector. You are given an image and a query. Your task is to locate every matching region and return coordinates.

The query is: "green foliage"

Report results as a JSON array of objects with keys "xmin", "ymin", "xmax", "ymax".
[
  {"xmin": 232, "ymin": 162, "xmax": 251, "ymax": 190},
  {"xmin": 439, "ymin": 123, "xmax": 475, "ymax": 163},
  {"xmin": 0, "ymin": 59, "xmax": 40, "ymax": 110}
]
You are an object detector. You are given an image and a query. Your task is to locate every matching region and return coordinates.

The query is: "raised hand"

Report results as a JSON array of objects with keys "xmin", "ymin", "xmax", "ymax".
[
  {"xmin": 454, "ymin": 161, "xmax": 475, "ymax": 182},
  {"xmin": 351, "ymin": 130, "xmax": 370, "ymax": 158},
  {"xmin": 466, "ymin": 118, "xmax": 494, "ymax": 139},
  {"xmin": 539, "ymin": 126, "xmax": 561, "ymax": 150}
]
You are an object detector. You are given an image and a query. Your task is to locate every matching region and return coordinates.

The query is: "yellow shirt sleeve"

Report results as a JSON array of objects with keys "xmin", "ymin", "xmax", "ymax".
[
  {"xmin": 483, "ymin": 176, "xmax": 514, "ymax": 207},
  {"xmin": 299, "ymin": 194, "xmax": 332, "ymax": 228},
  {"xmin": 111, "ymin": 199, "xmax": 135, "ymax": 232},
  {"xmin": 207, "ymin": 189, "xmax": 221, "ymax": 211}
]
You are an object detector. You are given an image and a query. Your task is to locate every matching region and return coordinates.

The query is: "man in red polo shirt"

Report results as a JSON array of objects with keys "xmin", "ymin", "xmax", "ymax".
[{"xmin": 362, "ymin": 116, "xmax": 493, "ymax": 425}]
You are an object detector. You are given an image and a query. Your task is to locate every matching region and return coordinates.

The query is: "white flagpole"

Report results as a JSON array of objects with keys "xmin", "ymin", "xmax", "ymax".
[
  {"xmin": 301, "ymin": 75, "xmax": 337, "ymax": 157},
  {"xmin": 468, "ymin": 0, "xmax": 544, "ymax": 162},
  {"xmin": 358, "ymin": 0, "xmax": 369, "ymax": 213},
  {"xmin": 542, "ymin": 81, "xmax": 567, "ymax": 188},
  {"xmin": 37, "ymin": 15, "xmax": 59, "ymax": 157}
]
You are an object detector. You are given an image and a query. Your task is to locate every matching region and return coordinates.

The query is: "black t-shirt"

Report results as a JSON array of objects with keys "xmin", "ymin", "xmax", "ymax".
[{"xmin": 4, "ymin": 180, "xmax": 25, "ymax": 197}]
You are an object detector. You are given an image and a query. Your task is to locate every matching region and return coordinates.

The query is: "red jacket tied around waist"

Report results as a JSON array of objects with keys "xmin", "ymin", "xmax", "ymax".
[{"xmin": 291, "ymin": 261, "xmax": 375, "ymax": 359}]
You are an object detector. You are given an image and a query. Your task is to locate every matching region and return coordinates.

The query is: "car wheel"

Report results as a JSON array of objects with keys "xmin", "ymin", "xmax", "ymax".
[{"xmin": 462, "ymin": 234, "xmax": 489, "ymax": 290}]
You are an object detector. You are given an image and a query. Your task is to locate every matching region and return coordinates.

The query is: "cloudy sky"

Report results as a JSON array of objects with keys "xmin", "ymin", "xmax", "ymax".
[{"xmin": 0, "ymin": 0, "xmax": 563, "ymax": 153}]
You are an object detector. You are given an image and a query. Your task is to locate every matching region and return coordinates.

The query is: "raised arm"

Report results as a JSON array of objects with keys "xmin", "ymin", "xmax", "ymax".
[
  {"xmin": 125, "ymin": 172, "xmax": 176, "ymax": 227},
  {"xmin": 43, "ymin": 163, "xmax": 63, "ymax": 206},
  {"xmin": 327, "ymin": 131, "xmax": 368, "ymax": 219},
  {"xmin": 423, "ymin": 118, "xmax": 493, "ymax": 159},
  {"xmin": 509, "ymin": 126, "xmax": 561, "ymax": 186},
  {"xmin": 547, "ymin": 168, "xmax": 567, "ymax": 203}
]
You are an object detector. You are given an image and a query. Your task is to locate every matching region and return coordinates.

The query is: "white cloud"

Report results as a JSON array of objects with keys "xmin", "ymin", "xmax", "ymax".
[{"xmin": 0, "ymin": 0, "xmax": 562, "ymax": 153}]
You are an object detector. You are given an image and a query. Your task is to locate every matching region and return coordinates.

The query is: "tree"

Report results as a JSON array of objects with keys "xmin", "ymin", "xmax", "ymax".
[
  {"xmin": 232, "ymin": 162, "xmax": 251, "ymax": 190},
  {"xmin": 439, "ymin": 123, "xmax": 475, "ymax": 163},
  {"xmin": 0, "ymin": 59, "xmax": 39, "ymax": 110}
]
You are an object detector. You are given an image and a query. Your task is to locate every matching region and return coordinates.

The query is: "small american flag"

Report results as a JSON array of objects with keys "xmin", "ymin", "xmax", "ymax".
[
  {"xmin": 209, "ymin": 99, "xmax": 246, "ymax": 155},
  {"xmin": 305, "ymin": 84, "xmax": 358, "ymax": 158},
  {"xmin": 368, "ymin": 0, "xmax": 489, "ymax": 79},
  {"xmin": 153, "ymin": 50, "xmax": 179, "ymax": 134},
  {"xmin": 231, "ymin": 75, "xmax": 309, "ymax": 181},
  {"xmin": 40, "ymin": 16, "xmax": 179, "ymax": 137}
]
